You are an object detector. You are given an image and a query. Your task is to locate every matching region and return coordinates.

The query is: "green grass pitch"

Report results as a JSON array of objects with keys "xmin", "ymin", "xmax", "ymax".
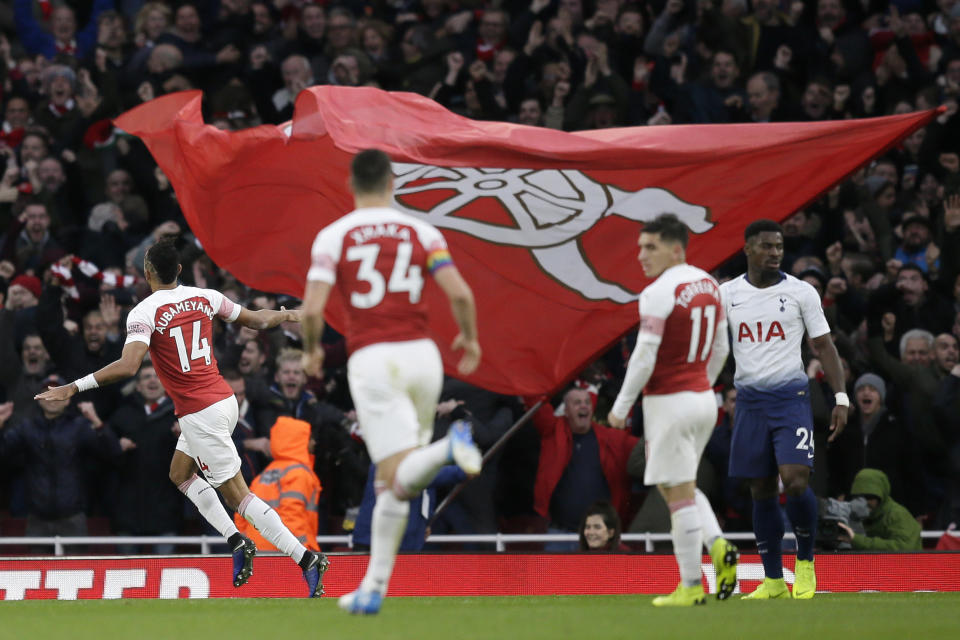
[{"xmin": 2, "ymin": 594, "xmax": 959, "ymax": 640}]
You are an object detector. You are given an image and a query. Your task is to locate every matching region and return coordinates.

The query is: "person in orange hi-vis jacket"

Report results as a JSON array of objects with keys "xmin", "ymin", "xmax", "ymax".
[{"xmin": 235, "ymin": 416, "xmax": 321, "ymax": 552}]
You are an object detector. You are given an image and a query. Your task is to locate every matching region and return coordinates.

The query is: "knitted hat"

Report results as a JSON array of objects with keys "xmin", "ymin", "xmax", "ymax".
[
  {"xmin": 42, "ymin": 65, "xmax": 77, "ymax": 93},
  {"xmin": 854, "ymin": 373, "xmax": 886, "ymax": 404},
  {"xmin": 10, "ymin": 274, "xmax": 42, "ymax": 299}
]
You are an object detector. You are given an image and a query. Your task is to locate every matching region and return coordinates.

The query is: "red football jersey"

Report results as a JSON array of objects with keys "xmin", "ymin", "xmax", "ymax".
[
  {"xmin": 639, "ymin": 264, "xmax": 724, "ymax": 395},
  {"xmin": 125, "ymin": 285, "xmax": 241, "ymax": 416},
  {"xmin": 308, "ymin": 207, "xmax": 454, "ymax": 354}
]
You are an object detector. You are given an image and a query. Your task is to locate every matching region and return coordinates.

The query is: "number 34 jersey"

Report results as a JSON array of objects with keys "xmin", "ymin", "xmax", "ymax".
[
  {"xmin": 125, "ymin": 286, "xmax": 241, "ymax": 416},
  {"xmin": 308, "ymin": 207, "xmax": 454, "ymax": 354}
]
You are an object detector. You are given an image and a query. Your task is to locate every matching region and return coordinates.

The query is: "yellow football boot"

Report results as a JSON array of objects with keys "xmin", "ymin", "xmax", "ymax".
[
  {"xmin": 652, "ymin": 583, "xmax": 707, "ymax": 607},
  {"xmin": 742, "ymin": 577, "xmax": 790, "ymax": 600},
  {"xmin": 792, "ymin": 560, "xmax": 816, "ymax": 599},
  {"xmin": 710, "ymin": 538, "xmax": 739, "ymax": 600}
]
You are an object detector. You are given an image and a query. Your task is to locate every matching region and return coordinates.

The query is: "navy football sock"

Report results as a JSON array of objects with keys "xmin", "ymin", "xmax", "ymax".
[
  {"xmin": 753, "ymin": 497, "xmax": 785, "ymax": 579},
  {"xmin": 785, "ymin": 487, "xmax": 818, "ymax": 562}
]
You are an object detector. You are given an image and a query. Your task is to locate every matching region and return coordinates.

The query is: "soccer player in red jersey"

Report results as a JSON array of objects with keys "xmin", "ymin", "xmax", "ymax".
[
  {"xmin": 36, "ymin": 239, "xmax": 329, "ymax": 596},
  {"xmin": 607, "ymin": 214, "xmax": 738, "ymax": 606},
  {"xmin": 301, "ymin": 149, "xmax": 482, "ymax": 615}
]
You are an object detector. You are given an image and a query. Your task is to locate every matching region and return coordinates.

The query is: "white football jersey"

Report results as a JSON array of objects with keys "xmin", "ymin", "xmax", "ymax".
[{"xmin": 720, "ymin": 273, "xmax": 830, "ymax": 392}]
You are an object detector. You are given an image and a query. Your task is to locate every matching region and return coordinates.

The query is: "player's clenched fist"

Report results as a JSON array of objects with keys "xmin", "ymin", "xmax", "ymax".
[{"xmin": 301, "ymin": 347, "xmax": 325, "ymax": 378}]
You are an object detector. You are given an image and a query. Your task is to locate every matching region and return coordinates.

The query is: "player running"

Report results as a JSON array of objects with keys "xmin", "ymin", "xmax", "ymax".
[
  {"xmin": 720, "ymin": 219, "xmax": 848, "ymax": 600},
  {"xmin": 301, "ymin": 149, "xmax": 483, "ymax": 615},
  {"xmin": 608, "ymin": 214, "xmax": 739, "ymax": 606},
  {"xmin": 35, "ymin": 239, "xmax": 329, "ymax": 597}
]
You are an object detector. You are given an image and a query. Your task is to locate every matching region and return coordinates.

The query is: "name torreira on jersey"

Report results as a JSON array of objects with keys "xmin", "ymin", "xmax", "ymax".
[{"xmin": 720, "ymin": 273, "xmax": 830, "ymax": 398}]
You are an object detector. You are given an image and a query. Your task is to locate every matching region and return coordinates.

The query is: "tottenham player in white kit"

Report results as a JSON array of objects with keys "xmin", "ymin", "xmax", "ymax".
[
  {"xmin": 607, "ymin": 214, "xmax": 739, "ymax": 606},
  {"xmin": 36, "ymin": 239, "xmax": 330, "ymax": 596},
  {"xmin": 301, "ymin": 149, "xmax": 483, "ymax": 615},
  {"xmin": 721, "ymin": 219, "xmax": 847, "ymax": 600}
]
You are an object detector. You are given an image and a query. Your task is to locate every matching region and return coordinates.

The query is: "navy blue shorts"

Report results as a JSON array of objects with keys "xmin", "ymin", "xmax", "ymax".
[{"xmin": 729, "ymin": 394, "xmax": 815, "ymax": 478}]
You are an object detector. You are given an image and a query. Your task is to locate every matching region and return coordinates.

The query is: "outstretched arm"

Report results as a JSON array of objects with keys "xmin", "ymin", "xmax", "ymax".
[
  {"xmin": 34, "ymin": 341, "xmax": 150, "ymax": 402},
  {"xmin": 433, "ymin": 266, "xmax": 481, "ymax": 376},
  {"xmin": 235, "ymin": 305, "xmax": 300, "ymax": 331}
]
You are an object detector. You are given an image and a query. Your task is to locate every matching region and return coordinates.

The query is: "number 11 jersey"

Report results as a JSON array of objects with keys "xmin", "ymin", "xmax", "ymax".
[
  {"xmin": 307, "ymin": 207, "xmax": 454, "ymax": 354},
  {"xmin": 125, "ymin": 285, "xmax": 241, "ymax": 416},
  {"xmin": 637, "ymin": 263, "xmax": 724, "ymax": 396}
]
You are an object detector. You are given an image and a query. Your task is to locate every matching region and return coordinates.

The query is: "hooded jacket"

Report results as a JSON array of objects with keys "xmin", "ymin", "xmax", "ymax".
[
  {"xmin": 849, "ymin": 468, "xmax": 921, "ymax": 551},
  {"xmin": 234, "ymin": 416, "xmax": 321, "ymax": 551}
]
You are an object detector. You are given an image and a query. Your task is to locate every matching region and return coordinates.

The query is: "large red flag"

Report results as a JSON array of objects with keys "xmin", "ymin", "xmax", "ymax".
[{"xmin": 115, "ymin": 87, "xmax": 936, "ymax": 395}]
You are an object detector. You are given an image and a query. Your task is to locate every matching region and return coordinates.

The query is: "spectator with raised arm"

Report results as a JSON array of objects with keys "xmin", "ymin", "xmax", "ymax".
[
  {"xmin": 525, "ymin": 387, "xmax": 638, "ymax": 544},
  {"xmin": 14, "ymin": 0, "xmax": 115, "ymax": 60}
]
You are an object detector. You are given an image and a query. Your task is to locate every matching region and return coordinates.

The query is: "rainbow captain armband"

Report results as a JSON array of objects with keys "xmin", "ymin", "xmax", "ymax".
[{"xmin": 426, "ymin": 248, "xmax": 453, "ymax": 274}]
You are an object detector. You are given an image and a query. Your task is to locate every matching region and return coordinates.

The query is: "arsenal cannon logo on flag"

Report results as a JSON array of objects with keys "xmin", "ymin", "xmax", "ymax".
[{"xmin": 115, "ymin": 87, "xmax": 936, "ymax": 395}]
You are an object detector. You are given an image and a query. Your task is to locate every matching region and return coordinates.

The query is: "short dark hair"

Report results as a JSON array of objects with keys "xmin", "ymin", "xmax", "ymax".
[
  {"xmin": 843, "ymin": 252, "xmax": 875, "ymax": 281},
  {"xmin": 16, "ymin": 196, "xmax": 46, "ymax": 215},
  {"xmin": 145, "ymin": 238, "xmax": 180, "ymax": 284},
  {"xmin": 714, "ymin": 48, "xmax": 740, "ymax": 68},
  {"xmin": 403, "ymin": 24, "xmax": 432, "ymax": 51},
  {"xmin": 350, "ymin": 148, "xmax": 393, "ymax": 196},
  {"xmin": 750, "ymin": 71, "xmax": 780, "ymax": 94},
  {"xmin": 642, "ymin": 213, "xmax": 689, "ymax": 248},
  {"xmin": 744, "ymin": 219, "xmax": 783, "ymax": 241},
  {"xmin": 220, "ymin": 367, "xmax": 242, "ymax": 382},
  {"xmin": 806, "ymin": 75, "xmax": 834, "ymax": 92},
  {"xmin": 897, "ymin": 262, "xmax": 927, "ymax": 281}
]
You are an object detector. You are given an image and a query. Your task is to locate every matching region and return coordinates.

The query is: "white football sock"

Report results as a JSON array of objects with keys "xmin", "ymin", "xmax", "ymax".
[
  {"xmin": 670, "ymin": 502, "xmax": 703, "ymax": 587},
  {"xmin": 359, "ymin": 488, "xmax": 409, "ymax": 595},
  {"xmin": 695, "ymin": 488, "xmax": 724, "ymax": 550},
  {"xmin": 393, "ymin": 440, "xmax": 450, "ymax": 498},
  {"xmin": 238, "ymin": 493, "xmax": 307, "ymax": 563},
  {"xmin": 179, "ymin": 475, "xmax": 239, "ymax": 539}
]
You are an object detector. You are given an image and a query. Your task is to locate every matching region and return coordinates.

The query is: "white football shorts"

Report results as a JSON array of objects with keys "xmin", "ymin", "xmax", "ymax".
[
  {"xmin": 641, "ymin": 389, "xmax": 718, "ymax": 486},
  {"xmin": 176, "ymin": 394, "xmax": 241, "ymax": 488},
  {"xmin": 347, "ymin": 338, "xmax": 443, "ymax": 463}
]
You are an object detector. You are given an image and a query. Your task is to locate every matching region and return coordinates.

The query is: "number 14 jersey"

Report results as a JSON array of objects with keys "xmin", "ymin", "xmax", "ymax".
[
  {"xmin": 308, "ymin": 207, "xmax": 454, "ymax": 354},
  {"xmin": 125, "ymin": 285, "xmax": 241, "ymax": 416}
]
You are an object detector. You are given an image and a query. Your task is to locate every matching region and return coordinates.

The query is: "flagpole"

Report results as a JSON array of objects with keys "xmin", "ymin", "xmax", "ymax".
[{"xmin": 428, "ymin": 399, "xmax": 544, "ymax": 528}]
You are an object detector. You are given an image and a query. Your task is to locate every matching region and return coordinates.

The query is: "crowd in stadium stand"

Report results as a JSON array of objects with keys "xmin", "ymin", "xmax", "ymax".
[{"xmin": 0, "ymin": 0, "xmax": 959, "ymax": 552}]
